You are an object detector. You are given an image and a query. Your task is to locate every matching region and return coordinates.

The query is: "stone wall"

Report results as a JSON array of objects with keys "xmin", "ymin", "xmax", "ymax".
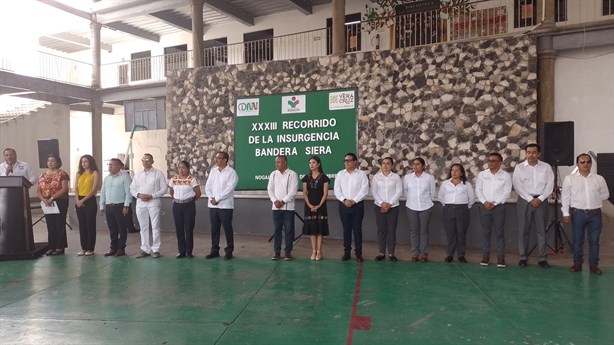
[{"xmin": 166, "ymin": 36, "xmax": 537, "ymax": 182}]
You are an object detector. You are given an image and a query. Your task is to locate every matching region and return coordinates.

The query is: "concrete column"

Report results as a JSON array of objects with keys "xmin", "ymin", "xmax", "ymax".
[
  {"xmin": 539, "ymin": 0, "xmax": 556, "ymax": 29},
  {"xmin": 537, "ymin": 49, "xmax": 557, "ymax": 144},
  {"xmin": 191, "ymin": 0, "xmax": 204, "ymax": 67},
  {"xmin": 90, "ymin": 19, "xmax": 103, "ymax": 173},
  {"xmin": 332, "ymin": 0, "xmax": 346, "ymax": 55}
]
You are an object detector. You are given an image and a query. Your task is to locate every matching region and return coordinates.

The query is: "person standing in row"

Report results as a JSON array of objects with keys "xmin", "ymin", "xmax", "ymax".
[
  {"xmin": 562, "ymin": 154, "xmax": 610, "ymax": 275},
  {"xmin": 99, "ymin": 158, "xmax": 132, "ymax": 257},
  {"xmin": 169, "ymin": 160, "xmax": 201, "ymax": 259},
  {"xmin": 438, "ymin": 163, "xmax": 475, "ymax": 263},
  {"xmin": 74, "ymin": 155, "xmax": 100, "ymax": 256},
  {"xmin": 1, "ymin": 148, "xmax": 37, "ymax": 185},
  {"xmin": 335, "ymin": 153, "xmax": 369, "ymax": 262},
  {"xmin": 37, "ymin": 154, "xmax": 70, "ymax": 256},
  {"xmin": 403, "ymin": 157, "xmax": 436, "ymax": 263},
  {"xmin": 371, "ymin": 157, "xmax": 402, "ymax": 262},
  {"xmin": 205, "ymin": 152, "xmax": 239, "ymax": 260},
  {"xmin": 302, "ymin": 156, "xmax": 330, "ymax": 261},
  {"xmin": 130, "ymin": 153, "xmax": 168, "ymax": 258},
  {"xmin": 475, "ymin": 153, "xmax": 512, "ymax": 268},
  {"xmin": 512, "ymin": 143, "xmax": 554, "ymax": 268},
  {"xmin": 267, "ymin": 155, "xmax": 299, "ymax": 261}
]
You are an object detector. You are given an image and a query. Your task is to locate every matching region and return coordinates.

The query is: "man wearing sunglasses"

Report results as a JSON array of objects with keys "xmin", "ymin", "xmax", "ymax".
[{"xmin": 561, "ymin": 154, "xmax": 610, "ymax": 275}]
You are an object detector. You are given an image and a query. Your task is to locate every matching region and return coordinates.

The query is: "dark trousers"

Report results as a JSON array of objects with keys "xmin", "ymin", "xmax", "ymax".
[
  {"xmin": 76, "ymin": 196, "xmax": 97, "ymax": 251},
  {"xmin": 374, "ymin": 206, "xmax": 399, "ymax": 254},
  {"xmin": 272, "ymin": 210, "xmax": 295, "ymax": 255},
  {"xmin": 210, "ymin": 208, "xmax": 234, "ymax": 255},
  {"xmin": 478, "ymin": 203, "xmax": 506, "ymax": 259},
  {"xmin": 442, "ymin": 204, "xmax": 470, "ymax": 257},
  {"xmin": 339, "ymin": 201, "xmax": 364, "ymax": 256},
  {"xmin": 516, "ymin": 198, "xmax": 548, "ymax": 261},
  {"xmin": 105, "ymin": 204, "xmax": 128, "ymax": 250},
  {"xmin": 45, "ymin": 198, "xmax": 68, "ymax": 249},
  {"xmin": 173, "ymin": 200, "xmax": 196, "ymax": 256}
]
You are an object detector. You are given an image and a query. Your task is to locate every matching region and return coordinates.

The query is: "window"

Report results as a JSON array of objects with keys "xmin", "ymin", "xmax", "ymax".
[
  {"xmin": 204, "ymin": 38, "xmax": 228, "ymax": 66},
  {"xmin": 326, "ymin": 13, "xmax": 362, "ymax": 55},
  {"xmin": 605, "ymin": 0, "xmax": 614, "ymax": 16},
  {"xmin": 244, "ymin": 29, "xmax": 273, "ymax": 63},
  {"xmin": 124, "ymin": 98, "xmax": 166, "ymax": 131},
  {"xmin": 130, "ymin": 51, "xmax": 151, "ymax": 81},
  {"xmin": 394, "ymin": 2, "xmax": 441, "ymax": 48},
  {"xmin": 164, "ymin": 44, "xmax": 188, "ymax": 73},
  {"xmin": 514, "ymin": 0, "xmax": 537, "ymax": 28}
]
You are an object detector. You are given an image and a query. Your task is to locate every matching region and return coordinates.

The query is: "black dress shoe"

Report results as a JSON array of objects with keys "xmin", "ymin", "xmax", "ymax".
[
  {"xmin": 355, "ymin": 255, "xmax": 364, "ymax": 262},
  {"xmin": 389, "ymin": 255, "xmax": 398, "ymax": 262},
  {"xmin": 518, "ymin": 260, "xmax": 528, "ymax": 267},
  {"xmin": 374, "ymin": 254, "xmax": 385, "ymax": 261},
  {"xmin": 176, "ymin": 254, "xmax": 186, "ymax": 259},
  {"xmin": 224, "ymin": 254, "xmax": 233, "ymax": 260},
  {"xmin": 538, "ymin": 261, "xmax": 551, "ymax": 269},
  {"xmin": 444, "ymin": 256, "xmax": 453, "ymax": 263},
  {"xmin": 341, "ymin": 254, "xmax": 351, "ymax": 261},
  {"xmin": 458, "ymin": 256, "xmax": 467, "ymax": 263},
  {"xmin": 104, "ymin": 250, "xmax": 117, "ymax": 257},
  {"xmin": 45, "ymin": 249, "xmax": 55, "ymax": 256},
  {"xmin": 205, "ymin": 253, "xmax": 220, "ymax": 259},
  {"xmin": 187, "ymin": 254, "xmax": 194, "ymax": 259}
]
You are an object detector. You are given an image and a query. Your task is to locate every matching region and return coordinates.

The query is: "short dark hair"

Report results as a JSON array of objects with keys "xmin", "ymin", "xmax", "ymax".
[
  {"xmin": 576, "ymin": 153, "xmax": 591, "ymax": 163},
  {"xmin": 276, "ymin": 155, "xmax": 288, "ymax": 163},
  {"xmin": 109, "ymin": 158, "xmax": 123, "ymax": 168},
  {"xmin": 488, "ymin": 152, "xmax": 503, "ymax": 162},
  {"xmin": 217, "ymin": 152, "xmax": 229, "ymax": 160},
  {"xmin": 179, "ymin": 160, "xmax": 191, "ymax": 170},
  {"xmin": 381, "ymin": 157, "xmax": 394, "ymax": 165},
  {"xmin": 525, "ymin": 143, "xmax": 541, "ymax": 152},
  {"xmin": 3, "ymin": 148, "xmax": 16, "ymax": 155},
  {"xmin": 344, "ymin": 152, "xmax": 357, "ymax": 161},
  {"xmin": 47, "ymin": 154, "xmax": 62, "ymax": 168},
  {"xmin": 143, "ymin": 153, "xmax": 154, "ymax": 160},
  {"xmin": 412, "ymin": 157, "xmax": 426, "ymax": 167}
]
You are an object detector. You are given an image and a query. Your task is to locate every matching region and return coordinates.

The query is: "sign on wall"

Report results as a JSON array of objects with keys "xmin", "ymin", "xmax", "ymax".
[{"xmin": 235, "ymin": 88, "xmax": 357, "ymax": 190}]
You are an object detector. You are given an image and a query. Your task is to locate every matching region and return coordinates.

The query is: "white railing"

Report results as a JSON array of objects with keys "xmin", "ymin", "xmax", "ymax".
[{"xmin": 4, "ymin": 0, "xmax": 614, "ymax": 89}]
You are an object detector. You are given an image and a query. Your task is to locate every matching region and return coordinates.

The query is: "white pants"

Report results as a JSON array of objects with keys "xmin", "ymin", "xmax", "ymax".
[{"xmin": 136, "ymin": 200, "xmax": 161, "ymax": 253}]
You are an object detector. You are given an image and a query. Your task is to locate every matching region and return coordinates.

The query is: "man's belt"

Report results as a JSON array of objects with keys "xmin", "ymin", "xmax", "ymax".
[{"xmin": 570, "ymin": 207, "xmax": 601, "ymax": 215}]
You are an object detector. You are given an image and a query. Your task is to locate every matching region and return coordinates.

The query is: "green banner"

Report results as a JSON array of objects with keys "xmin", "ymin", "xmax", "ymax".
[{"xmin": 235, "ymin": 88, "xmax": 357, "ymax": 190}]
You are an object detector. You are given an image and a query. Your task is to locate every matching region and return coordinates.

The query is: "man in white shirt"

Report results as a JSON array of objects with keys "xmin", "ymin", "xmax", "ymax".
[
  {"xmin": 130, "ymin": 153, "xmax": 168, "ymax": 258},
  {"xmin": 561, "ymin": 154, "xmax": 610, "ymax": 275},
  {"xmin": 475, "ymin": 152, "xmax": 512, "ymax": 268},
  {"xmin": 204, "ymin": 151, "xmax": 239, "ymax": 260},
  {"xmin": 0, "ymin": 148, "xmax": 38, "ymax": 185},
  {"xmin": 267, "ymin": 155, "xmax": 299, "ymax": 261},
  {"xmin": 334, "ymin": 152, "xmax": 369, "ymax": 262},
  {"xmin": 512, "ymin": 144, "xmax": 554, "ymax": 268}
]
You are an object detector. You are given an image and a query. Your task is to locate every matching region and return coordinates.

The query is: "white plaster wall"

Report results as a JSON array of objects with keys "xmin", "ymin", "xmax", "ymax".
[
  {"xmin": 69, "ymin": 111, "xmax": 168, "ymax": 180},
  {"xmin": 0, "ymin": 104, "xmax": 71, "ymax": 195},
  {"xmin": 554, "ymin": 45, "xmax": 614, "ymax": 178}
]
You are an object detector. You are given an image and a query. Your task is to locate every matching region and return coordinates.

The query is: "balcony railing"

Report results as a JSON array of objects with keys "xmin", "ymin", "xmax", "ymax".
[{"xmin": 1, "ymin": 0, "xmax": 611, "ymax": 90}]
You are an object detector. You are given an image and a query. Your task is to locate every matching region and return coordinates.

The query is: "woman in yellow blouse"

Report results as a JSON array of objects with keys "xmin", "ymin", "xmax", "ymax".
[
  {"xmin": 75, "ymin": 154, "xmax": 100, "ymax": 256},
  {"xmin": 37, "ymin": 154, "xmax": 70, "ymax": 255}
]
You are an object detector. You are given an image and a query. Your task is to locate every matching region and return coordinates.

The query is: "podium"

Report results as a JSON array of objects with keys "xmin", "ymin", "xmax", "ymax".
[{"xmin": 0, "ymin": 176, "xmax": 48, "ymax": 260}]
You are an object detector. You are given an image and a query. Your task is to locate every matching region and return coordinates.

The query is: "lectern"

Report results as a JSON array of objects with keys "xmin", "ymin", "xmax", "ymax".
[{"xmin": 0, "ymin": 176, "xmax": 48, "ymax": 260}]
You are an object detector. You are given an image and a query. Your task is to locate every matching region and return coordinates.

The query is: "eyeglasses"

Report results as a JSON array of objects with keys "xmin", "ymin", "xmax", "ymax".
[
  {"xmin": 141, "ymin": 158, "xmax": 152, "ymax": 162},
  {"xmin": 579, "ymin": 160, "xmax": 592, "ymax": 164}
]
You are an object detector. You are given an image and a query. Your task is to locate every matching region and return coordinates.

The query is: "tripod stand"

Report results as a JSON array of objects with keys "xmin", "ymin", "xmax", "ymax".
[{"xmin": 529, "ymin": 166, "xmax": 572, "ymax": 255}]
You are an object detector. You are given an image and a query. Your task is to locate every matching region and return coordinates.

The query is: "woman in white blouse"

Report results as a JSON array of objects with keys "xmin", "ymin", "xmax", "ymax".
[
  {"xmin": 169, "ymin": 160, "xmax": 201, "ymax": 258},
  {"xmin": 438, "ymin": 163, "xmax": 475, "ymax": 263},
  {"xmin": 371, "ymin": 157, "xmax": 403, "ymax": 262},
  {"xmin": 403, "ymin": 157, "xmax": 436, "ymax": 262}
]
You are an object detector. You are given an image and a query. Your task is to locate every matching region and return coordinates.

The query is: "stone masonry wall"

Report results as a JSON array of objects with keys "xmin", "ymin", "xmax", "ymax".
[{"xmin": 166, "ymin": 36, "xmax": 537, "ymax": 183}]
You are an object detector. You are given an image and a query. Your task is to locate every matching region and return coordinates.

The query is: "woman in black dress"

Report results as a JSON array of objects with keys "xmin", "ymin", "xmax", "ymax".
[{"xmin": 302, "ymin": 156, "xmax": 329, "ymax": 261}]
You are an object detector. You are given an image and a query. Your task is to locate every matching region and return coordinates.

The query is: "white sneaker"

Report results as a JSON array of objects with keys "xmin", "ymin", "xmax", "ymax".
[{"xmin": 77, "ymin": 251, "xmax": 85, "ymax": 256}]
